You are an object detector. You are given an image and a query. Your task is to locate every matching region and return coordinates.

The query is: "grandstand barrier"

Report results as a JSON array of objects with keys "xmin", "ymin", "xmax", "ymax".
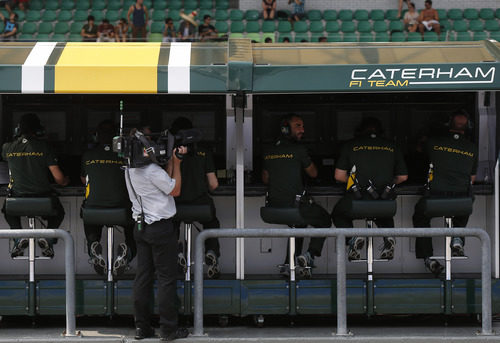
[
  {"xmin": 193, "ymin": 227, "xmax": 493, "ymax": 337},
  {"xmin": 0, "ymin": 229, "xmax": 77, "ymax": 337}
]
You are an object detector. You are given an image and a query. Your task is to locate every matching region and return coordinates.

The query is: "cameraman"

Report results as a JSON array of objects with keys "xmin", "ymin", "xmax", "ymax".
[{"xmin": 124, "ymin": 133, "xmax": 188, "ymax": 341}]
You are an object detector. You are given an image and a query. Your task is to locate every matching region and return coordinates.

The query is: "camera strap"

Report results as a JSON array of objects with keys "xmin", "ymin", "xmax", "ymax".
[{"xmin": 125, "ymin": 167, "xmax": 145, "ymax": 230}]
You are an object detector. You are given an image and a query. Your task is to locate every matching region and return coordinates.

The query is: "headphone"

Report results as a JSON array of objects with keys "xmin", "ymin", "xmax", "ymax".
[
  {"xmin": 447, "ymin": 109, "xmax": 473, "ymax": 130},
  {"xmin": 14, "ymin": 116, "xmax": 45, "ymax": 138}
]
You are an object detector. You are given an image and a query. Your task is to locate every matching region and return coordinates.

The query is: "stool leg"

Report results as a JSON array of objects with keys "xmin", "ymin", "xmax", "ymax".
[
  {"xmin": 366, "ymin": 220, "xmax": 375, "ymax": 316},
  {"xmin": 107, "ymin": 226, "xmax": 114, "ymax": 282},
  {"xmin": 289, "ymin": 237, "xmax": 296, "ymax": 282},
  {"xmin": 445, "ymin": 218, "xmax": 452, "ymax": 281},
  {"xmin": 186, "ymin": 223, "xmax": 191, "ymax": 282},
  {"xmin": 28, "ymin": 217, "xmax": 36, "ymax": 316}
]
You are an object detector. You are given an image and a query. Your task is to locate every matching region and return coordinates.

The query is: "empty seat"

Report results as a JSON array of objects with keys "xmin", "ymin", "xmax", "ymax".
[
  {"xmin": 105, "ymin": 10, "xmax": 121, "ymax": 21},
  {"xmin": 229, "ymin": 9, "xmax": 244, "ymax": 21},
  {"xmin": 152, "ymin": 10, "xmax": 166, "ymax": 21},
  {"xmin": 323, "ymin": 10, "xmax": 337, "ymax": 21},
  {"xmin": 310, "ymin": 33, "xmax": 324, "ymax": 42},
  {"xmin": 463, "ymin": 8, "xmax": 479, "ymax": 20},
  {"xmin": 343, "ymin": 32, "xmax": 357, "ymax": 42},
  {"xmin": 386, "ymin": 9, "xmax": 399, "ymax": 21},
  {"xmin": 168, "ymin": 10, "xmax": 181, "ymax": 21},
  {"xmin": 309, "ymin": 21, "xmax": 324, "ymax": 33},
  {"xmin": 36, "ymin": 33, "xmax": 51, "ymax": 41},
  {"xmin": 215, "ymin": 9, "xmax": 228, "ymax": 21},
  {"xmin": 389, "ymin": 21, "xmax": 404, "ymax": 32},
  {"xmin": 375, "ymin": 32, "xmax": 389, "ymax": 41},
  {"xmin": 456, "ymin": 31, "xmax": 471, "ymax": 41},
  {"xmin": 370, "ymin": 9, "xmax": 385, "ymax": 21},
  {"xmin": 469, "ymin": 20, "xmax": 484, "ymax": 32},
  {"xmin": 215, "ymin": 0, "xmax": 229, "ymax": 10},
  {"xmin": 261, "ymin": 20, "xmax": 276, "ymax": 33},
  {"xmin": 19, "ymin": 33, "xmax": 34, "ymax": 40},
  {"xmin": 354, "ymin": 9, "xmax": 369, "ymax": 21},
  {"xmin": 22, "ymin": 22, "xmax": 37, "ymax": 34},
  {"xmin": 341, "ymin": 21, "xmax": 355, "ymax": 33},
  {"xmin": 359, "ymin": 32, "xmax": 373, "ymax": 42},
  {"xmin": 473, "ymin": 31, "xmax": 488, "ymax": 40},
  {"xmin": 153, "ymin": 0, "xmax": 167, "ymax": 10},
  {"xmin": 230, "ymin": 21, "xmax": 244, "ymax": 33},
  {"xmin": 440, "ymin": 20, "xmax": 452, "ymax": 32},
  {"xmin": 70, "ymin": 21, "xmax": 85, "ymax": 34},
  {"xmin": 479, "ymin": 8, "xmax": 494, "ymax": 20},
  {"xmin": 151, "ymin": 21, "xmax": 164, "ymax": 33},
  {"xmin": 45, "ymin": 0, "xmax": 59, "ymax": 10},
  {"xmin": 69, "ymin": 33, "xmax": 82, "ymax": 41},
  {"xmin": 307, "ymin": 10, "xmax": 322, "ymax": 21},
  {"xmin": 184, "ymin": 0, "xmax": 198, "ymax": 9},
  {"xmin": 485, "ymin": 20, "xmax": 500, "ymax": 32},
  {"xmin": 52, "ymin": 33, "xmax": 67, "ymax": 42},
  {"xmin": 38, "ymin": 22, "xmax": 53, "ymax": 34},
  {"xmin": 357, "ymin": 21, "xmax": 371, "ymax": 33},
  {"xmin": 391, "ymin": 31, "xmax": 405, "ymax": 42},
  {"xmin": 373, "ymin": 21, "xmax": 388, "ymax": 33},
  {"xmin": 294, "ymin": 21, "xmax": 308, "ymax": 33},
  {"xmin": 108, "ymin": 0, "xmax": 122, "ymax": 10},
  {"xmin": 278, "ymin": 21, "xmax": 292, "ymax": 33},
  {"xmin": 424, "ymin": 31, "xmax": 438, "ymax": 41},
  {"xmin": 327, "ymin": 32, "xmax": 341, "ymax": 42},
  {"xmin": 325, "ymin": 21, "xmax": 339, "ymax": 33},
  {"xmin": 490, "ymin": 31, "xmax": 500, "ymax": 40},
  {"xmin": 92, "ymin": 0, "xmax": 106, "ymax": 10},
  {"xmin": 436, "ymin": 9, "xmax": 447, "ymax": 20},
  {"xmin": 90, "ymin": 11, "xmax": 104, "ymax": 22},
  {"xmin": 245, "ymin": 21, "xmax": 260, "ymax": 33},
  {"xmin": 58, "ymin": 10, "xmax": 73, "ymax": 21},
  {"xmin": 149, "ymin": 32, "xmax": 163, "ymax": 42},
  {"xmin": 496, "ymin": 8, "xmax": 500, "ymax": 19},
  {"xmin": 407, "ymin": 32, "xmax": 421, "ymax": 41},
  {"xmin": 74, "ymin": 10, "xmax": 90, "ymax": 22},
  {"xmin": 29, "ymin": 0, "xmax": 43, "ymax": 10},
  {"xmin": 76, "ymin": 0, "xmax": 90, "ymax": 10},
  {"xmin": 245, "ymin": 10, "xmax": 259, "ymax": 21},
  {"xmin": 55, "ymin": 22, "xmax": 70, "ymax": 34},
  {"xmin": 453, "ymin": 20, "xmax": 468, "ymax": 32},
  {"xmin": 215, "ymin": 21, "xmax": 228, "ymax": 33},
  {"xmin": 168, "ymin": 0, "xmax": 182, "ymax": 9},
  {"xmin": 294, "ymin": 33, "xmax": 309, "ymax": 42},
  {"xmin": 229, "ymin": 32, "xmax": 244, "ymax": 38},
  {"xmin": 26, "ymin": 10, "xmax": 41, "ymax": 22},
  {"xmin": 447, "ymin": 8, "xmax": 462, "ymax": 20},
  {"xmin": 278, "ymin": 34, "xmax": 291, "ymax": 42},
  {"xmin": 200, "ymin": 0, "xmax": 213, "ymax": 9},
  {"xmin": 41, "ymin": 10, "xmax": 57, "ymax": 21},
  {"xmin": 246, "ymin": 32, "xmax": 261, "ymax": 42},
  {"xmin": 338, "ymin": 9, "xmax": 353, "ymax": 21}
]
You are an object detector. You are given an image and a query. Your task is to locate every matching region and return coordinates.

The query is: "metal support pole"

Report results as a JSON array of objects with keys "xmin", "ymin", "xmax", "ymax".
[
  {"xmin": 186, "ymin": 223, "xmax": 192, "ymax": 282},
  {"xmin": 235, "ymin": 98, "xmax": 245, "ymax": 280},
  {"xmin": 28, "ymin": 217, "xmax": 36, "ymax": 316},
  {"xmin": 289, "ymin": 237, "xmax": 296, "ymax": 282},
  {"xmin": 495, "ymin": 157, "xmax": 499, "ymax": 279},
  {"xmin": 366, "ymin": 220, "xmax": 374, "ymax": 316},
  {"xmin": 107, "ymin": 226, "xmax": 114, "ymax": 283},
  {"xmin": 445, "ymin": 218, "xmax": 452, "ymax": 282},
  {"xmin": 336, "ymin": 234, "xmax": 348, "ymax": 336}
]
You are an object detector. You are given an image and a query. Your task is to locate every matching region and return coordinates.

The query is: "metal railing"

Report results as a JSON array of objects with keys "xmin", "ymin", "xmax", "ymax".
[
  {"xmin": 193, "ymin": 227, "xmax": 492, "ymax": 337},
  {"xmin": 0, "ymin": 229, "xmax": 77, "ymax": 337}
]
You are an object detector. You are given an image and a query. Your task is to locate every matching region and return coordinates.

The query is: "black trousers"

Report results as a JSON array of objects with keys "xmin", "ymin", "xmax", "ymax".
[
  {"xmin": 133, "ymin": 218, "xmax": 178, "ymax": 334},
  {"xmin": 84, "ymin": 223, "xmax": 137, "ymax": 260},
  {"xmin": 413, "ymin": 195, "xmax": 470, "ymax": 259},
  {"xmin": 174, "ymin": 196, "xmax": 220, "ymax": 257},
  {"xmin": 331, "ymin": 194, "xmax": 395, "ymax": 245},
  {"xmin": 2, "ymin": 196, "xmax": 65, "ymax": 245}
]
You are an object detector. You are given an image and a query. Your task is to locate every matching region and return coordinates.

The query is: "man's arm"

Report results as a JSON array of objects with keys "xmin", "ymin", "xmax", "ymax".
[
  {"xmin": 334, "ymin": 168, "xmax": 348, "ymax": 183},
  {"xmin": 471, "ymin": 175, "xmax": 476, "ymax": 184},
  {"xmin": 0, "ymin": 12, "xmax": 5, "ymax": 21},
  {"xmin": 304, "ymin": 162, "xmax": 317, "ymax": 179},
  {"xmin": 144, "ymin": 6, "xmax": 149, "ymax": 23},
  {"xmin": 262, "ymin": 169, "xmax": 269, "ymax": 184},
  {"xmin": 49, "ymin": 165, "xmax": 70, "ymax": 186},
  {"xmin": 168, "ymin": 152, "xmax": 182, "ymax": 196},
  {"xmin": 206, "ymin": 172, "xmax": 218, "ymax": 191},
  {"xmin": 127, "ymin": 6, "xmax": 133, "ymax": 24},
  {"xmin": 3, "ymin": 26, "xmax": 17, "ymax": 37}
]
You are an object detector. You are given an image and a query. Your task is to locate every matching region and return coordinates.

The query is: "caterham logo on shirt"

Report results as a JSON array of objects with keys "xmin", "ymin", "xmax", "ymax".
[{"xmin": 264, "ymin": 154, "xmax": 294, "ymax": 160}]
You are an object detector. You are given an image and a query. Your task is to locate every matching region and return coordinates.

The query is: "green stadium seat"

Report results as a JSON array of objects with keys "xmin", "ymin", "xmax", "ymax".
[
  {"xmin": 375, "ymin": 32, "xmax": 389, "ymax": 41},
  {"xmin": 41, "ymin": 10, "xmax": 57, "ymax": 22},
  {"xmin": 74, "ymin": 10, "xmax": 90, "ymax": 22},
  {"xmin": 45, "ymin": 0, "xmax": 59, "ymax": 10},
  {"xmin": 60, "ymin": 0, "xmax": 74, "ymax": 10},
  {"xmin": 310, "ymin": 33, "xmax": 324, "ymax": 42},
  {"xmin": 26, "ymin": 10, "xmax": 41, "ymax": 22},
  {"xmin": 168, "ymin": 10, "xmax": 181, "ymax": 21},
  {"xmin": 22, "ymin": 22, "xmax": 37, "ymax": 34},
  {"xmin": 261, "ymin": 20, "xmax": 275, "ymax": 33},
  {"xmin": 373, "ymin": 21, "xmax": 387, "ymax": 33},
  {"xmin": 90, "ymin": 11, "xmax": 105, "ymax": 22},
  {"xmin": 436, "ymin": 9, "xmax": 447, "ymax": 20},
  {"xmin": 389, "ymin": 21, "xmax": 404, "ymax": 32},
  {"xmin": 307, "ymin": 10, "xmax": 321, "ymax": 21},
  {"xmin": 453, "ymin": 20, "xmax": 468, "ymax": 32},
  {"xmin": 69, "ymin": 33, "xmax": 82, "ymax": 41},
  {"xmin": 106, "ymin": 10, "xmax": 121, "ymax": 21},
  {"xmin": 19, "ymin": 33, "xmax": 35, "ymax": 41},
  {"xmin": 338, "ymin": 10, "xmax": 353, "ymax": 21},
  {"xmin": 463, "ymin": 8, "xmax": 479, "ymax": 20},
  {"xmin": 144, "ymin": 0, "xmax": 152, "ymax": 9},
  {"xmin": 200, "ymin": 0, "xmax": 213, "ymax": 10},
  {"xmin": 13, "ymin": 10, "xmax": 25, "ymax": 21},
  {"xmin": 246, "ymin": 32, "xmax": 261, "ymax": 42},
  {"xmin": 262, "ymin": 32, "xmax": 275, "ymax": 42},
  {"xmin": 496, "ymin": 9, "xmax": 500, "ymax": 19},
  {"xmin": 490, "ymin": 31, "xmax": 500, "ymax": 40},
  {"xmin": 325, "ymin": 21, "xmax": 339, "ymax": 33},
  {"xmin": 76, "ymin": 0, "xmax": 90, "ymax": 10},
  {"xmin": 107, "ymin": 0, "xmax": 121, "ymax": 10},
  {"xmin": 343, "ymin": 32, "xmax": 357, "ymax": 42},
  {"xmin": 58, "ymin": 10, "xmax": 72, "ymax": 21},
  {"xmin": 214, "ymin": 21, "xmax": 228, "ymax": 33},
  {"xmin": 440, "ymin": 20, "xmax": 452, "ymax": 32},
  {"xmin": 277, "ymin": 9, "xmax": 290, "ymax": 21},
  {"xmin": 309, "ymin": 21, "xmax": 323, "ymax": 33},
  {"xmin": 485, "ymin": 20, "xmax": 500, "ymax": 32},
  {"xmin": 70, "ymin": 21, "xmax": 85, "ymax": 34},
  {"xmin": 92, "ymin": 0, "xmax": 106, "ymax": 10},
  {"xmin": 354, "ymin": 10, "xmax": 369, "ymax": 21},
  {"xmin": 327, "ymin": 32, "xmax": 341, "ymax": 42},
  {"xmin": 55, "ymin": 22, "xmax": 70, "ymax": 34},
  {"xmin": 323, "ymin": 10, "xmax": 337, "ymax": 21},
  {"xmin": 230, "ymin": 10, "xmax": 244, "ymax": 21},
  {"xmin": 29, "ymin": 0, "xmax": 43, "ymax": 10},
  {"xmin": 294, "ymin": 33, "xmax": 309, "ymax": 42},
  {"xmin": 407, "ymin": 32, "xmax": 421, "ymax": 41},
  {"xmin": 153, "ymin": 1, "xmax": 167, "ymax": 10},
  {"xmin": 229, "ymin": 33, "xmax": 244, "ymax": 39},
  {"xmin": 184, "ymin": 8, "xmax": 197, "ymax": 16},
  {"xmin": 469, "ymin": 20, "xmax": 484, "ymax": 32},
  {"xmin": 124, "ymin": 0, "xmax": 135, "ymax": 9},
  {"xmin": 391, "ymin": 31, "xmax": 405, "ymax": 42},
  {"xmin": 456, "ymin": 31, "xmax": 471, "ymax": 41},
  {"xmin": 215, "ymin": 0, "xmax": 229, "ymax": 10},
  {"xmin": 294, "ymin": 21, "xmax": 308, "ymax": 33},
  {"xmin": 359, "ymin": 32, "xmax": 373, "ymax": 42},
  {"xmin": 278, "ymin": 21, "xmax": 292, "ymax": 33},
  {"xmin": 278, "ymin": 34, "xmax": 291, "ymax": 42},
  {"xmin": 480, "ymin": 9, "xmax": 495, "ymax": 20},
  {"xmin": 386, "ymin": 9, "xmax": 399, "ymax": 21},
  {"xmin": 152, "ymin": 10, "xmax": 166, "ymax": 21},
  {"xmin": 198, "ymin": 9, "xmax": 213, "ymax": 19},
  {"xmin": 215, "ymin": 9, "xmax": 228, "ymax": 21},
  {"xmin": 245, "ymin": 21, "xmax": 260, "ymax": 33},
  {"xmin": 370, "ymin": 10, "xmax": 385, "ymax": 21},
  {"xmin": 245, "ymin": 10, "xmax": 259, "ymax": 21},
  {"xmin": 357, "ymin": 21, "xmax": 371, "ymax": 33},
  {"xmin": 149, "ymin": 32, "xmax": 163, "ymax": 42},
  {"xmin": 341, "ymin": 21, "xmax": 355, "ymax": 33},
  {"xmin": 424, "ymin": 31, "xmax": 438, "ymax": 41},
  {"xmin": 38, "ymin": 22, "xmax": 53, "ymax": 34},
  {"xmin": 151, "ymin": 21, "xmax": 164, "ymax": 33},
  {"xmin": 447, "ymin": 9, "xmax": 462, "ymax": 20},
  {"xmin": 52, "ymin": 33, "xmax": 67, "ymax": 42},
  {"xmin": 168, "ymin": 1, "xmax": 182, "ymax": 9},
  {"xmin": 36, "ymin": 34, "xmax": 51, "ymax": 41},
  {"xmin": 184, "ymin": 0, "xmax": 198, "ymax": 10},
  {"xmin": 473, "ymin": 31, "xmax": 488, "ymax": 41},
  {"xmin": 230, "ymin": 21, "xmax": 244, "ymax": 33}
]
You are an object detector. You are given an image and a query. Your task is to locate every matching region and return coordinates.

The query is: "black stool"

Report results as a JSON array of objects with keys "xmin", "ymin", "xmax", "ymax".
[
  {"xmin": 5, "ymin": 197, "xmax": 58, "ymax": 316},
  {"xmin": 174, "ymin": 204, "xmax": 215, "ymax": 281},
  {"xmin": 81, "ymin": 207, "xmax": 130, "ymax": 283},
  {"xmin": 260, "ymin": 207, "xmax": 307, "ymax": 281},
  {"xmin": 420, "ymin": 197, "xmax": 472, "ymax": 281}
]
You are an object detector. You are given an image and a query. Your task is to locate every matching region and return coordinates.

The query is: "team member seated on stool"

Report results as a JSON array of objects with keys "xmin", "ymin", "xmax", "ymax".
[
  {"xmin": 262, "ymin": 114, "xmax": 331, "ymax": 274},
  {"xmin": 81, "ymin": 120, "xmax": 137, "ymax": 276},
  {"xmin": 332, "ymin": 117, "xmax": 408, "ymax": 261},
  {"xmin": 413, "ymin": 110, "xmax": 477, "ymax": 276},
  {"xmin": 1, "ymin": 113, "xmax": 69, "ymax": 258},
  {"xmin": 169, "ymin": 117, "xmax": 221, "ymax": 279}
]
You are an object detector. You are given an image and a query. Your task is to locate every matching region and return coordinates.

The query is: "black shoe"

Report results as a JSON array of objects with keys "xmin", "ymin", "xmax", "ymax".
[
  {"xmin": 135, "ymin": 327, "xmax": 155, "ymax": 340},
  {"xmin": 379, "ymin": 237, "xmax": 396, "ymax": 260},
  {"xmin": 205, "ymin": 250, "xmax": 220, "ymax": 279},
  {"xmin": 11, "ymin": 238, "xmax": 29, "ymax": 258},
  {"xmin": 38, "ymin": 238, "xmax": 54, "ymax": 258},
  {"xmin": 348, "ymin": 237, "xmax": 364, "ymax": 261},
  {"xmin": 113, "ymin": 243, "xmax": 130, "ymax": 276},
  {"xmin": 425, "ymin": 258, "xmax": 444, "ymax": 277},
  {"xmin": 451, "ymin": 237, "xmax": 465, "ymax": 257},
  {"xmin": 160, "ymin": 327, "xmax": 189, "ymax": 341},
  {"xmin": 89, "ymin": 241, "xmax": 106, "ymax": 276}
]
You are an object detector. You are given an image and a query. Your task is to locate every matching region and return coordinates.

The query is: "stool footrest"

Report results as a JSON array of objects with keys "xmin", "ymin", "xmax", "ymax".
[
  {"xmin": 350, "ymin": 258, "xmax": 391, "ymax": 263},
  {"xmin": 12, "ymin": 256, "xmax": 52, "ymax": 260},
  {"xmin": 429, "ymin": 255, "xmax": 468, "ymax": 260}
]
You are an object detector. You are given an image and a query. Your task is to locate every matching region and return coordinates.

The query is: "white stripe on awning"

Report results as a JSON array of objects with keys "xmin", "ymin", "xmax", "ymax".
[
  {"xmin": 22, "ymin": 42, "xmax": 57, "ymax": 94},
  {"xmin": 168, "ymin": 42, "xmax": 191, "ymax": 94}
]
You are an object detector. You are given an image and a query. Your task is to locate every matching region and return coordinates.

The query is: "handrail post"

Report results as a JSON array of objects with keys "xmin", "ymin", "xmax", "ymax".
[
  {"xmin": 336, "ymin": 233, "xmax": 348, "ymax": 336},
  {"xmin": 480, "ymin": 229, "xmax": 493, "ymax": 335},
  {"xmin": 193, "ymin": 230, "xmax": 206, "ymax": 336}
]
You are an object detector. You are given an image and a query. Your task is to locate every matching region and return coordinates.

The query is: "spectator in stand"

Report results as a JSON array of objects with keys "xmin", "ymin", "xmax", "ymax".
[
  {"xmin": 404, "ymin": 2, "xmax": 419, "ymax": 32},
  {"xmin": 318, "ymin": 36, "xmax": 327, "ymax": 42},
  {"xmin": 5, "ymin": 0, "xmax": 29, "ymax": 13},
  {"xmin": 81, "ymin": 15, "xmax": 97, "ymax": 42},
  {"xmin": 127, "ymin": 0, "xmax": 148, "ymax": 42},
  {"xmin": 0, "ymin": 11, "xmax": 17, "ymax": 41},
  {"xmin": 178, "ymin": 11, "xmax": 197, "ymax": 42},
  {"xmin": 264, "ymin": 37, "xmax": 273, "ymax": 43},
  {"xmin": 282, "ymin": 37, "xmax": 290, "ymax": 43},
  {"xmin": 115, "ymin": 18, "xmax": 128, "ymax": 42},
  {"xmin": 418, "ymin": 0, "xmax": 440, "ymax": 38},
  {"xmin": 288, "ymin": 0, "xmax": 305, "ymax": 23},
  {"xmin": 198, "ymin": 15, "xmax": 217, "ymax": 41},
  {"xmin": 262, "ymin": 0, "xmax": 276, "ymax": 20},
  {"xmin": 97, "ymin": 19, "xmax": 115, "ymax": 42},
  {"xmin": 162, "ymin": 17, "xmax": 177, "ymax": 42}
]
